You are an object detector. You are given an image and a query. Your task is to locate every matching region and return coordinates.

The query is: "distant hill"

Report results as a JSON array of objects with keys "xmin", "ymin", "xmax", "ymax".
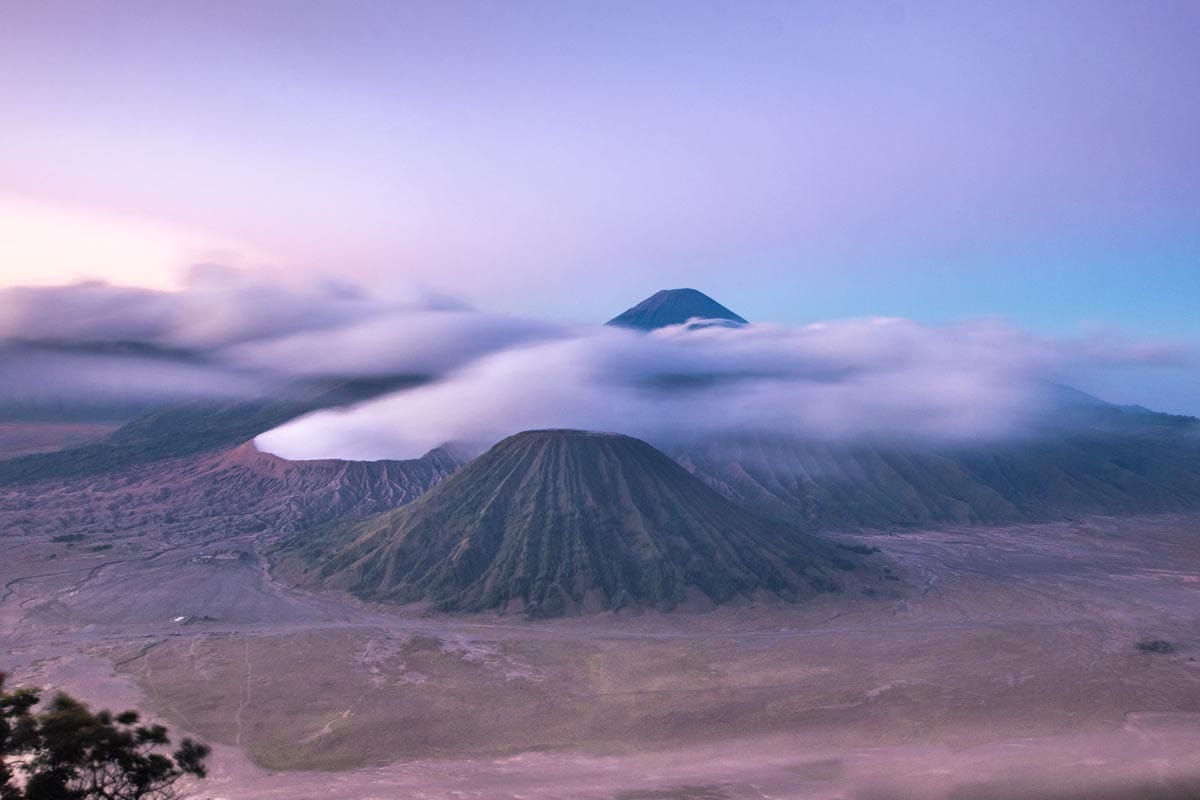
[
  {"xmin": 606, "ymin": 288, "xmax": 748, "ymax": 331},
  {"xmin": 0, "ymin": 375, "xmax": 427, "ymax": 486},
  {"xmin": 280, "ymin": 430, "xmax": 867, "ymax": 616}
]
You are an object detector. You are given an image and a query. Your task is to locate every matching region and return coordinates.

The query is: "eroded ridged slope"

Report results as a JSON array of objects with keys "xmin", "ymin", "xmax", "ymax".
[{"xmin": 285, "ymin": 430, "xmax": 858, "ymax": 616}]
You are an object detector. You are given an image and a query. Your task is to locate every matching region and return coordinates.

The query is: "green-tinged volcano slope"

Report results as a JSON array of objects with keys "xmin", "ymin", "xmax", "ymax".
[{"xmin": 284, "ymin": 429, "xmax": 860, "ymax": 616}]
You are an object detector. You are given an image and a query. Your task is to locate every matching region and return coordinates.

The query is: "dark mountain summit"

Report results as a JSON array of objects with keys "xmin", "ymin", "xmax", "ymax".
[
  {"xmin": 606, "ymin": 288, "xmax": 749, "ymax": 331},
  {"xmin": 282, "ymin": 429, "xmax": 860, "ymax": 616}
]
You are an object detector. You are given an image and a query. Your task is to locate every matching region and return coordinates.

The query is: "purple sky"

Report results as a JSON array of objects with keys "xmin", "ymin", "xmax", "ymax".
[{"xmin": 1, "ymin": 1, "xmax": 1199, "ymax": 410}]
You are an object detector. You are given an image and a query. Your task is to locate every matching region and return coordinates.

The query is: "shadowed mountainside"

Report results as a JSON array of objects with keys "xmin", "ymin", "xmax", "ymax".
[
  {"xmin": 672, "ymin": 406, "xmax": 1200, "ymax": 529},
  {"xmin": 281, "ymin": 429, "xmax": 868, "ymax": 616}
]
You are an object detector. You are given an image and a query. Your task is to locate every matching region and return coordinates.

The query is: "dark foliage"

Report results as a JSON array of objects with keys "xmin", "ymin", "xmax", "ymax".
[{"xmin": 0, "ymin": 674, "xmax": 209, "ymax": 800}]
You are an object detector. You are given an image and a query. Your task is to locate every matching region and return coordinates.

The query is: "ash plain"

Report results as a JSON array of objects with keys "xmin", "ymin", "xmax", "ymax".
[{"xmin": 2, "ymin": 464, "xmax": 1199, "ymax": 800}]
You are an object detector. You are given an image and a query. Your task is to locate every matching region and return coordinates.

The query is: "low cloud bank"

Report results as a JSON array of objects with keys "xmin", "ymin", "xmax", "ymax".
[
  {"xmin": 0, "ymin": 267, "xmax": 559, "ymax": 408},
  {"xmin": 0, "ymin": 345, "xmax": 264, "ymax": 413},
  {"xmin": 256, "ymin": 317, "xmax": 1187, "ymax": 461},
  {"xmin": 0, "ymin": 270, "xmax": 1188, "ymax": 454}
]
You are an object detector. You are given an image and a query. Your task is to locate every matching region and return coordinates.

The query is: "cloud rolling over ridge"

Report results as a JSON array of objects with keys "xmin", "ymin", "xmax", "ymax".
[
  {"xmin": 0, "ymin": 274, "xmax": 1188, "ymax": 452},
  {"xmin": 256, "ymin": 316, "xmax": 1187, "ymax": 461}
]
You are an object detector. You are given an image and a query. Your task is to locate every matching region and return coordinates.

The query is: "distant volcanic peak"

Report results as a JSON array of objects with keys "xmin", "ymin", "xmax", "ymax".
[
  {"xmin": 289, "ymin": 428, "xmax": 853, "ymax": 617},
  {"xmin": 606, "ymin": 288, "xmax": 749, "ymax": 331}
]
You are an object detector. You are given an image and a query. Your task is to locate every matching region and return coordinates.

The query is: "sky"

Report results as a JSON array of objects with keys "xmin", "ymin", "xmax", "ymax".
[{"xmin": 1, "ymin": 0, "xmax": 1198, "ymax": 414}]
